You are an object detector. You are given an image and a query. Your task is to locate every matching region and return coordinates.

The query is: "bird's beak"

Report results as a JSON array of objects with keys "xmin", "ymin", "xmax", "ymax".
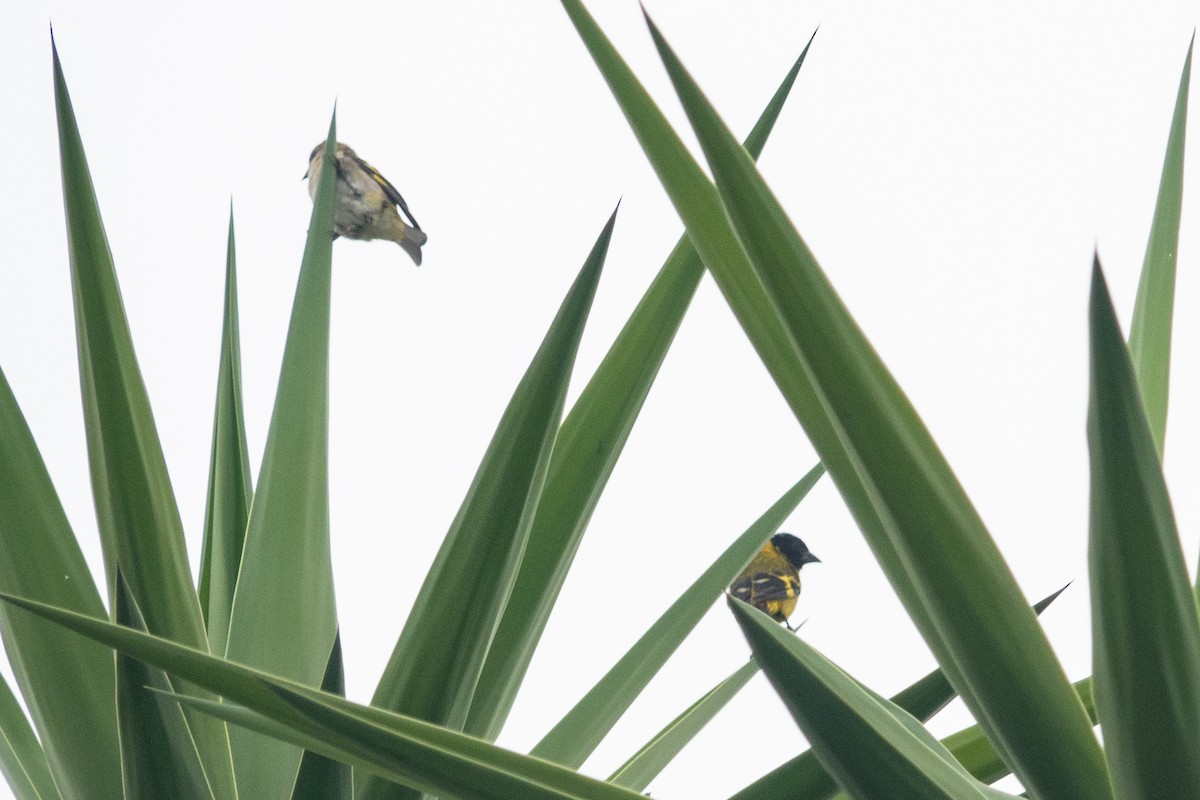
[
  {"xmin": 804, "ymin": 554, "xmax": 822, "ymax": 565},
  {"xmin": 302, "ymin": 170, "xmax": 309, "ymax": 180}
]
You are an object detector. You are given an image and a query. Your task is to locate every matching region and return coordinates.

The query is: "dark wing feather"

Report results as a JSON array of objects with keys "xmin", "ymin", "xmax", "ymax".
[
  {"xmin": 730, "ymin": 577, "xmax": 755, "ymax": 602},
  {"xmin": 732, "ymin": 572, "xmax": 799, "ymax": 604},
  {"xmin": 350, "ymin": 151, "xmax": 422, "ymax": 231}
]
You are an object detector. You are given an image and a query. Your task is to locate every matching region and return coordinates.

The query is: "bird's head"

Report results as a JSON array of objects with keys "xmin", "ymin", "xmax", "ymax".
[
  {"xmin": 772, "ymin": 533, "xmax": 820, "ymax": 570},
  {"xmin": 304, "ymin": 141, "xmax": 353, "ymax": 179}
]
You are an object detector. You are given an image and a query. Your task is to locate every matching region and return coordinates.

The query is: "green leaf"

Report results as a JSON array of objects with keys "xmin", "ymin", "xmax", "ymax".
[
  {"xmin": 0, "ymin": 593, "xmax": 650, "ymax": 800},
  {"xmin": 198, "ymin": 208, "xmax": 253, "ymax": 654},
  {"xmin": 728, "ymin": 588, "xmax": 1070, "ymax": 800},
  {"xmin": 557, "ymin": 0, "xmax": 940, "ymax": 673},
  {"xmin": 0, "ymin": 672, "xmax": 62, "ymax": 800},
  {"xmin": 0, "ymin": 363, "xmax": 119, "ymax": 799},
  {"xmin": 731, "ymin": 666, "xmax": 966, "ymax": 800},
  {"xmin": 289, "ymin": 632, "xmax": 352, "ymax": 800},
  {"xmin": 608, "ymin": 658, "xmax": 759, "ymax": 792},
  {"xmin": 180, "ymin": 693, "xmax": 648, "ymax": 800},
  {"xmin": 885, "ymin": 583, "xmax": 1071, "ymax": 723},
  {"xmin": 114, "ymin": 572, "xmax": 214, "ymax": 800},
  {"xmin": 1127, "ymin": 36, "xmax": 1192, "ymax": 459},
  {"xmin": 53, "ymin": 34, "xmax": 206, "ymax": 651},
  {"xmin": 360, "ymin": 207, "xmax": 615, "ymax": 800},
  {"xmin": 222, "ymin": 116, "xmax": 340, "ymax": 800},
  {"xmin": 532, "ymin": 464, "xmax": 824, "ymax": 767},
  {"xmin": 730, "ymin": 598, "xmax": 999, "ymax": 800},
  {"xmin": 467, "ymin": 35, "xmax": 814, "ymax": 741},
  {"xmin": 730, "ymin": 752, "xmax": 837, "ymax": 800},
  {"xmin": 640, "ymin": 13, "xmax": 1113, "ymax": 800},
  {"xmin": 909, "ymin": 678, "xmax": 1095, "ymax": 793},
  {"xmin": 52, "ymin": 37, "xmax": 237, "ymax": 800},
  {"xmin": 1088, "ymin": 258, "xmax": 1200, "ymax": 800}
]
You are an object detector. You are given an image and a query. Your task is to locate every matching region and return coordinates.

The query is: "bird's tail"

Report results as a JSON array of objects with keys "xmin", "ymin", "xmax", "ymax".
[{"xmin": 398, "ymin": 225, "xmax": 428, "ymax": 266}]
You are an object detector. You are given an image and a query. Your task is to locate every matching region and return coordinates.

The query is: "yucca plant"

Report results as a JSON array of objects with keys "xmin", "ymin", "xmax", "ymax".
[{"xmin": 0, "ymin": 4, "xmax": 1194, "ymax": 800}]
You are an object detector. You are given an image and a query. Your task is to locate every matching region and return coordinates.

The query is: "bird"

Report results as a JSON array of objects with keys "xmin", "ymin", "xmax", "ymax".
[
  {"xmin": 730, "ymin": 533, "xmax": 820, "ymax": 630},
  {"xmin": 305, "ymin": 142, "xmax": 427, "ymax": 265}
]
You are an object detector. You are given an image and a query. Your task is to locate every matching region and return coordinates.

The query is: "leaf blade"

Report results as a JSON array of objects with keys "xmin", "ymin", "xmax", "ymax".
[
  {"xmin": 730, "ymin": 598, "xmax": 993, "ymax": 800},
  {"xmin": 0, "ymin": 353, "xmax": 119, "ymax": 799},
  {"xmin": 360, "ymin": 208, "xmax": 615, "ymax": 800},
  {"xmin": 467, "ymin": 36, "xmax": 816, "ymax": 741},
  {"xmin": 1127, "ymin": 37, "xmax": 1192, "ymax": 458},
  {"xmin": 0, "ymin": 672, "xmax": 62, "ymax": 800},
  {"xmin": 198, "ymin": 208, "xmax": 253, "ymax": 654},
  {"xmin": 728, "ymin": 585, "xmax": 1071, "ymax": 800},
  {"xmin": 289, "ymin": 632, "xmax": 352, "ymax": 800},
  {"xmin": 640, "ymin": 14, "xmax": 1112, "ymax": 800},
  {"xmin": 0, "ymin": 593, "xmax": 651, "ymax": 800},
  {"xmin": 223, "ymin": 115, "xmax": 341, "ymax": 800},
  {"xmin": 608, "ymin": 658, "xmax": 759, "ymax": 792},
  {"xmin": 556, "ymin": 0, "xmax": 941, "ymax": 667},
  {"xmin": 1088, "ymin": 259, "xmax": 1200, "ymax": 800},
  {"xmin": 52, "ymin": 37, "xmax": 237, "ymax": 799},
  {"xmin": 114, "ymin": 573, "xmax": 215, "ymax": 800}
]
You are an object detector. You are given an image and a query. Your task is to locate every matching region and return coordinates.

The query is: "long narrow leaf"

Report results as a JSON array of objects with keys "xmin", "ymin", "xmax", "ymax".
[
  {"xmin": 53, "ymin": 37, "xmax": 207, "ymax": 654},
  {"xmin": 467, "ymin": 33, "xmax": 816, "ymax": 741},
  {"xmin": 556, "ymin": 0, "xmax": 944, "ymax": 682},
  {"xmin": 608, "ymin": 658, "xmax": 759, "ymax": 792},
  {"xmin": 728, "ymin": 588, "xmax": 1070, "ymax": 800},
  {"xmin": 835, "ymin": 681, "xmax": 1096, "ymax": 799},
  {"xmin": 114, "ymin": 572, "xmax": 214, "ymax": 800},
  {"xmin": 1127, "ymin": 37, "xmax": 1192, "ymax": 458},
  {"xmin": 360, "ymin": 208, "xmax": 615, "ymax": 800},
  {"xmin": 729, "ymin": 667, "xmax": 955, "ymax": 800},
  {"xmin": 180, "ymin": 693, "xmax": 651, "ymax": 800},
  {"xmin": 0, "ymin": 673, "xmax": 61, "ymax": 800},
  {"xmin": 0, "ymin": 370, "xmax": 118, "ymax": 797},
  {"xmin": 0, "ymin": 594, "xmax": 650, "ymax": 800},
  {"xmin": 730, "ymin": 598, "xmax": 1000, "ymax": 800},
  {"xmin": 1088, "ymin": 259, "xmax": 1200, "ymax": 800},
  {"xmin": 222, "ymin": 117, "xmax": 340, "ymax": 800},
  {"xmin": 51, "ymin": 38, "xmax": 237, "ymax": 798},
  {"xmin": 532, "ymin": 463, "xmax": 823, "ymax": 767},
  {"xmin": 289, "ymin": 632, "xmax": 351, "ymax": 800},
  {"xmin": 198, "ymin": 208, "xmax": 253, "ymax": 654},
  {"xmin": 641, "ymin": 14, "xmax": 1112, "ymax": 800}
]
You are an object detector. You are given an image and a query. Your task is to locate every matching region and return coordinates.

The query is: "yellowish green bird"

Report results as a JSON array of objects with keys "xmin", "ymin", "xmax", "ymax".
[
  {"xmin": 730, "ymin": 533, "xmax": 819, "ymax": 630},
  {"xmin": 306, "ymin": 142, "xmax": 427, "ymax": 265}
]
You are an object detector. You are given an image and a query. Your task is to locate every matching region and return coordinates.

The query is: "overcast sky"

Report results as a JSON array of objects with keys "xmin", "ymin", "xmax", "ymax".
[{"xmin": 1, "ymin": 1, "xmax": 1197, "ymax": 798}]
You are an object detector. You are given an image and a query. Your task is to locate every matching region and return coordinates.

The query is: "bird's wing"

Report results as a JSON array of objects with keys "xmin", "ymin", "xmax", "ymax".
[
  {"xmin": 350, "ymin": 151, "xmax": 422, "ymax": 231},
  {"xmin": 730, "ymin": 572, "xmax": 799, "ymax": 604}
]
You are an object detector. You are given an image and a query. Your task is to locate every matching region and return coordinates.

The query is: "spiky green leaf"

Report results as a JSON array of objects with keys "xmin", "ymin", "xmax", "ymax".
[
  {"xmin": 198, "ymin": 209, "xmax": 253, "ymax": 654},
  {"xmin": 640, "ymin": 13, "xmax": 1112, "ymax": 800},
  {"xmin": 360, "ymin": 208, "xmax": 615, "ymax": 800},
  {"xmin": 222, "ymin": 116, "xmax": 340, "ymax": 800},
  {"xmin": 730, "ymin": 598, "xmax": 1005, "ymax": 800},
  {"xmin": 0, "ymin": 593, "xmax": 651, "ymax": 800},
  {"xmin": 1127, "ymin": 37, "xmax": 1192, "ymax": 458},
  {"xmin": 609, "ymin": 658, "xmax": 759, "ymax": 792},
  {"xmin": 467, "ymin": 34, "xmax": 815, "ymax": 740},
  {"xmin": 0, "ymin": 672, "xmax": 62, "ymax": 800},
  {"xmin": 1089, "ymin": 259, "xmax": 1200, "ymax": 800}
]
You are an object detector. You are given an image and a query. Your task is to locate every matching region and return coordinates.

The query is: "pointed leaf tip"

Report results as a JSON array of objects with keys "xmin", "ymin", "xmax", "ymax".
[
  {"xmin": 1091, "ymin": 254, "xmax": 1110, "ymax": 306},
  {"xmin": 1032, "ymin": 582, "xmax": 1071, "ymax": 615}
]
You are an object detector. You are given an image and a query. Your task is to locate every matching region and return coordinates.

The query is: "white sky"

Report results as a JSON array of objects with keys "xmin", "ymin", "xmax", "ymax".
[{"xmin": 1, "ymin": 1, "xmax": 1198, "ymax": 798}]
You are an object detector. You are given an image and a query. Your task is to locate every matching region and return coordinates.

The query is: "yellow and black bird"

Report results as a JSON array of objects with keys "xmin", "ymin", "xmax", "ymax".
[
  {"xmin": 305, "ymin": 142, "xmax": 427, "ymax": 265},
  {"xmin": 730, "ymin": 533, "xmax": 820, "ymax": 630}
]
